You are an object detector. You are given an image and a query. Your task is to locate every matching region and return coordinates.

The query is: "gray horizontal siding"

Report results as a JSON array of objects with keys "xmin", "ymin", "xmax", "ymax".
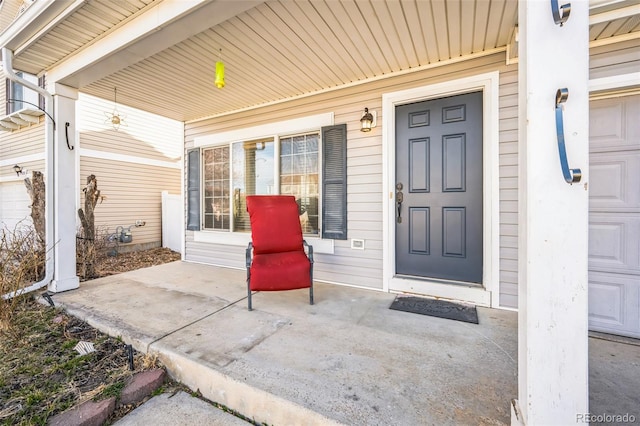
[
  {"xmin": 80, "ymin": 157, "xmax": 181, "ymax": 248},
  {"xmin": 186, "ymin": 238, "xmax": 246, "ymax": 269},
  {"xmin": 184, "ymin": 42, "xmax": 636, "ymax": 306},
  {"xmin": 590, "ymin": 39, "xmax": 640, "ymax": 80},
  {"xmin": 498, "ymin": 66, "xmax": 519, "ymax": 309},
  {"xmin": 185, "ymin": 52, "xmax": 515, "ymax": 295}
]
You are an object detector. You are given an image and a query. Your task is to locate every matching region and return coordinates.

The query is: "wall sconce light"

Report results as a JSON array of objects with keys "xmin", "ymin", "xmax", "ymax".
[
  {"xmin": 360, "ymin": 108, "xmax": 376, "ymax": 132},
  {"xmin": 215, "ymin": 49, "xmax": 225, "ymax": 89},
  {"xmin": 13, "ymin": 164, "xmax": 23, "ymax": 176}
]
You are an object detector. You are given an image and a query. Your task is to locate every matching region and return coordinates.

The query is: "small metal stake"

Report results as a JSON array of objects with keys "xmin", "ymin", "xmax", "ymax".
[
  {"xmin": 125, "ymin": 344, "xmax": 134, "ymax": 371},
  {"xmin": 42, "ymin": 292, "xmax": 55, "ymax": 307}
]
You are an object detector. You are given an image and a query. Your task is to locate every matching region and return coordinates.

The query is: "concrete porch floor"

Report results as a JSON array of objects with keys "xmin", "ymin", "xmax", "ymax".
[{"xmin": 49, "ymin": 261, "xmax": 639, "ymax": 425}]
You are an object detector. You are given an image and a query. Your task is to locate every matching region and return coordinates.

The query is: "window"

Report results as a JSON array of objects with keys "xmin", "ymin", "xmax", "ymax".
[
  {"xmin": 280, "ymin": 134, "xmax": 319, "ymax": 234},
  {"xmin": 191, "ymin": 122, "xmax": 346, "ymax": 240},
  {"xmin": 202, "ymin": 146, "xmax": 230, "ymax": 230},
  {"xmin": 231, "ymin": 138, "xmax": 274, "ymax": 232},
  {"xmin": 5, "ymin": 72, "xmax": 44, "ymax": 115},
  {"xmin": 202, "ymin": 134, "xmax": 319, "ymax": 235}
]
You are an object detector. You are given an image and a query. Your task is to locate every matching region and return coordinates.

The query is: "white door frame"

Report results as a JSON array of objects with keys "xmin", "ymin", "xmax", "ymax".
[{"xmin": 382, "ymin": 71, "xmax": 500, "ymax": 307}]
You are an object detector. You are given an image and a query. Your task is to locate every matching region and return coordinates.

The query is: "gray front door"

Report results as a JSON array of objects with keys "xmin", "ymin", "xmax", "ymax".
[{"xmin": 395, "ymin": 91, "xmax": 483, "ymax": 283}]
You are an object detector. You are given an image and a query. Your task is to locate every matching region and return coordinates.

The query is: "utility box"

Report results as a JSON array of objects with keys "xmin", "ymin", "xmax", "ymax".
[{"xmin": 117, "ymin": 226, "xmax": 133, "ymax": 243}]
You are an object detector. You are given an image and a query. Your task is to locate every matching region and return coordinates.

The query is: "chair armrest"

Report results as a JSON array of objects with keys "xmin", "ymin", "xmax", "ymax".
[
  {"xmin": 246, "ymin": 242, "xmax": 253, "ymax": 268},
  {"xmin": 302, "ymin": 240, "xmax": 314, "ymax": 263}
]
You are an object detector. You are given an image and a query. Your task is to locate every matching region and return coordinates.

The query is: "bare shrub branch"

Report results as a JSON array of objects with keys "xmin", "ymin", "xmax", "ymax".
[{"xmin": 0, "ymin": 225, "xmax": 45, "ymax": 333}]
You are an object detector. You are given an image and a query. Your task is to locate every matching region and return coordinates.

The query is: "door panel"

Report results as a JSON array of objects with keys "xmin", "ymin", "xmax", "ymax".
[
  {"xmin": 409, "ymin": 139, "xmax": 430, "ymax": 192},
  {"xmin": 409, "ymin": 207, "xmax": 430, "ymax": 254},
  {"xmin": 588, "ymin": 94, "xmax": 640, "ymax": 339},
  {"xmin": 443, "ymin": 207, "xmax": 466, "ymax": 257},
  {"xmin": 395, "ymin": 91, "xmax": 483, "ymax": 283},
  {"xmin": 443, "ymin": 134, "xmax": 466, "ymax": 191}
]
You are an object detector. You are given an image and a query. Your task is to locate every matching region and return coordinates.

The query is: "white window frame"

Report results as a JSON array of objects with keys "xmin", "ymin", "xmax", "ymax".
[
  {"xmin": 193, "ymin": 112, "xmax": 335, "ymax": 254},
  {"xmin": 6, "ymin": 71, "xmax": 42, "ymax": 114}
]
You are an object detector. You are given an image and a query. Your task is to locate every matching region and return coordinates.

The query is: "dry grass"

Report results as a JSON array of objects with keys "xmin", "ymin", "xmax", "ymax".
[
  {"xmin": 0, "ymin": 226, "xmax": 45, "ymax": 333},
  {"xmin": 0, "ymin": 299, "xmax": 160, "ymax": 425},
  {"xmin": 0, "ymin": 242, "xmax": 182, "ymax": 425}
]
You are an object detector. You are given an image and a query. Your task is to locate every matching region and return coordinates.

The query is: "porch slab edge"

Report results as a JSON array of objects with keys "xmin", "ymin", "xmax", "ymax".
[{"xmin": 148, "ymin": 341, "xmax": 345, "ymax": 426}]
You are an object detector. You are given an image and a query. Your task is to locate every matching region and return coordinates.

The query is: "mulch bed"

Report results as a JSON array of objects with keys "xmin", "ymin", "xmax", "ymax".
[{"xmin": 80, "ymin": 247, "xmax": 181, "ymax": 282}]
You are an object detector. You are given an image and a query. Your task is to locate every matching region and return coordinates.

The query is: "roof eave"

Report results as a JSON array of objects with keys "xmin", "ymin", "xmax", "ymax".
[{"xmin": 0, "ymin": 0, "xmax": 79, "ymax": 69}]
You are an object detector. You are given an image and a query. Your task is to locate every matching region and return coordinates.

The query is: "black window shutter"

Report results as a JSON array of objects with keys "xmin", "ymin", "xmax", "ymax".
[
  {"xmin": 321, "ymin": 124, "xmax": 347, "ymax": 240},
  {"xmin": 186, "ymin": 148, "xmax": 200, "ymax": 231}
]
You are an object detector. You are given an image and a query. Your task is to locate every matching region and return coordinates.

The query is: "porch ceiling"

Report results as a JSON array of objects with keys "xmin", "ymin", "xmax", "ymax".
[
  {"xmin": 4, "ymin": 0, "xmax": 640, "ymax": 123},
  {"xmin": 84, "ymin": 0, "xmax": 521, "ymax": 122}
]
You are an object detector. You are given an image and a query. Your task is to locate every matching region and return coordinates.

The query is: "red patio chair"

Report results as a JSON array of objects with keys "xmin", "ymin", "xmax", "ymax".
[{"xmin": 245, "ymin": 195, "xmax": 314, "ymax": 310}]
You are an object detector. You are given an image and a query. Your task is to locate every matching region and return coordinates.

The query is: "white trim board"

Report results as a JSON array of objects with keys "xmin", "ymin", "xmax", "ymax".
[
  {"xmin": 0, "ymin": 175, "xmax": 31, "ymax": 183},
  {"xmin": 79, "ymin": 148, "xmax": 180, "ymax": 169},
  {"xmin": 193, "ymin": 112, "xmax": 334, "ymax": 147},
  {"xmin": 0, "ymin": 152, "xmax": 45, "ymax": 167},
  {"xmin": 381, "ymin": 71, "xmax": 501, "ymax": 308},
  {"xmin": 589, "ymin": 72, "xmax": 640, "ymax": 92},
  {"xmin": 194, "ymin": 231, "xmax": 334, "ymax": 254}
]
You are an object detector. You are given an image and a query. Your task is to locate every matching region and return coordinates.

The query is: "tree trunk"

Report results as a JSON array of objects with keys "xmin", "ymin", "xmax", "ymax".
[
  {"xmin": 78, "ymin": 174, "xmax": 101, "ymax": 278},
  {"xmin": 24, "ymin": 171, "xmax": 45, "ymax": 245}
]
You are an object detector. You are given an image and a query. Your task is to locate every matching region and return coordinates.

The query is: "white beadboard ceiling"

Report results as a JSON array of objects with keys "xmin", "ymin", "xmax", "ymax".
[{"xmin": 5, "ymin": 0, "xmax": 640, "ymax": 122}]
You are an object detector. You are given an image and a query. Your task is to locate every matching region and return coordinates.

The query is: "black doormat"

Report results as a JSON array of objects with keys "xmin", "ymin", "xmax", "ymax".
[{"xmin": 389, "ymin": 296, "xmax": 479, "ymax": 324}]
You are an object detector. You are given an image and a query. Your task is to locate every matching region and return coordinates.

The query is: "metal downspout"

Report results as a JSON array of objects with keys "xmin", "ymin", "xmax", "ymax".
[{"xmin": 2, "ymin": 47, "xmax": 55, "ymax": 299}]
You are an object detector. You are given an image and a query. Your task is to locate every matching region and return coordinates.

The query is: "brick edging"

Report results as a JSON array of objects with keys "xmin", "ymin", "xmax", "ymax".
[{"xmin": 47, "ymin": 369, "xmax": 166, "ymax": 426}]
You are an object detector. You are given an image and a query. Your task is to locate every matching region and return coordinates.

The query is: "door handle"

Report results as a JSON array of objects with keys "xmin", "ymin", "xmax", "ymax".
[{"xmin": 396, "ymin": 183, "xmax": 403, "ymax": 223}]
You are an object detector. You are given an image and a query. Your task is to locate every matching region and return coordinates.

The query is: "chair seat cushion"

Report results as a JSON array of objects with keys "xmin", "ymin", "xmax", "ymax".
[{"xmin": 250, "ymin": 250, "xmax": 311, "ymax": 291}]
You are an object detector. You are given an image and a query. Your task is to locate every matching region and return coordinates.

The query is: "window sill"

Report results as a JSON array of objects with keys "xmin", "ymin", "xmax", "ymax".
[{"xmin": 193, "ymin": 230, "xmax": 335, "ymax": 254}]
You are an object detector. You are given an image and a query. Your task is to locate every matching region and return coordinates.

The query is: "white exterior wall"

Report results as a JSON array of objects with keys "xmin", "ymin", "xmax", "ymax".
[
  {"xmin": 0, "ymin": 88, "xmax": 183, "ymax": 250},
  {"xmin": 77, "ymin": 93, "xmax": 183, "ymax": 249},
  {"xmin": 0, "ymin": 65, "xmax": 45, "ymax": 232}
]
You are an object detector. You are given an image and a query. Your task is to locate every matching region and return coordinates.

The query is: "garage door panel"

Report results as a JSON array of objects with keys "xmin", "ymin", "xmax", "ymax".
[
  {"xmin": 589, "ymin": 214, "xmax": 640, "ymax": 274},
  {"xmin": 0, "ymin": 181, "xmax": 32, "ymax": 231},
  {"xmin": 589, "ymin": 151, "xmax": 640, "ymax": 211},
  {"xmin": 589, "ymin": 94, "xmax": 639, "ymax": 339},
  {"xmin": 588, "ymin": 277, "xmax": 625, "ymax": 325},
  {"xmin": 588, "ymin": 271, "xmax": 639, "ymax": 338},
  {"xmin": 590, "ymin": 96, "xmax": 640, "ymax": 151}
]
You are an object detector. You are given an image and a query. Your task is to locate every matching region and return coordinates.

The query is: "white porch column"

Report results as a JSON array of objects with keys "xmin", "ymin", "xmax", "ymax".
[
  {"xmin": 49, "ymin": 83, "xmax": 79, "ymax": 293},
  {"xmin": 514, "ymin": 1, "xmax": 590, "ymax": 425}
]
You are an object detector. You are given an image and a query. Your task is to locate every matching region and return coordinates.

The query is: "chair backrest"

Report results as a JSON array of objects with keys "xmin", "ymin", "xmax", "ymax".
[{"xmin": 246, "ymin": 195, "xmax": 304, "ymax": 254}]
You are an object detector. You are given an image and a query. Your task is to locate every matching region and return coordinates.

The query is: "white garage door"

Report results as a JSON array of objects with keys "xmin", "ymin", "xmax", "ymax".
[
  {"xmin": 588, "ymin": 94, "xmax": 640, "ymax": 339},
  {"xmin": 0, "ymin": 180, "xmax": 32, "ymax": 232}
]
